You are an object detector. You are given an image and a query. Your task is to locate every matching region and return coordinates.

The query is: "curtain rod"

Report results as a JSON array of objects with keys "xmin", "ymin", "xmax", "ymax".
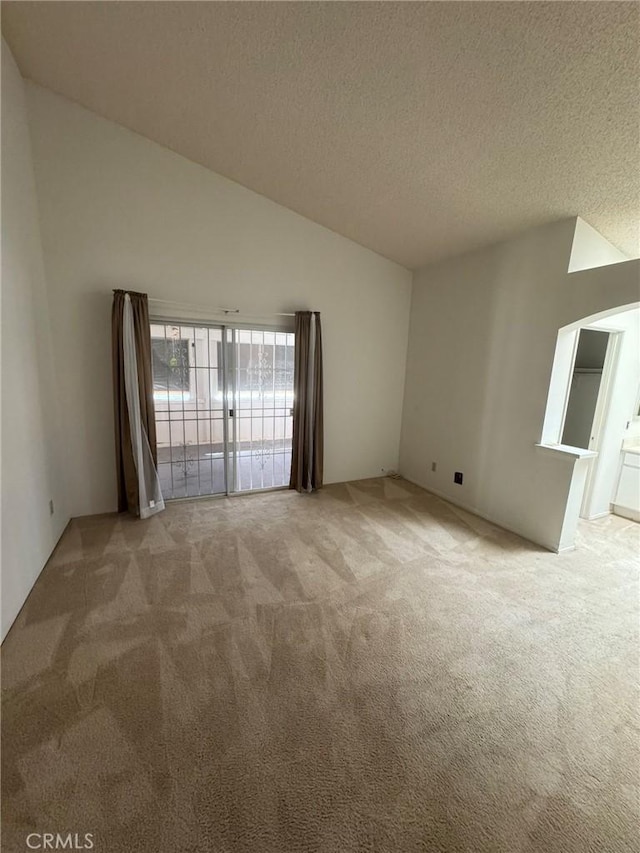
[
  {"xmin": 146, "ymin": 295, "xmax": 295, "ymax": 317},
  {"xmin": 112, "ymin": 291, "xmax": 294, "ymax": 317}
]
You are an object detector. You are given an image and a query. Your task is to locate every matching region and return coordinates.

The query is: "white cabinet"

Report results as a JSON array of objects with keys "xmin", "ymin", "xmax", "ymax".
[{"xmin": 612, "ymin": 450, "xmax": 640, "ymax": 522}]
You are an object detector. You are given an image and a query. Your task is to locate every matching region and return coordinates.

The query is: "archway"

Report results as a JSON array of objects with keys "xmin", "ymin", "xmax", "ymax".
[{"xmin": 541, "ymin": 302, "xmax": 640, "ymax": 523}]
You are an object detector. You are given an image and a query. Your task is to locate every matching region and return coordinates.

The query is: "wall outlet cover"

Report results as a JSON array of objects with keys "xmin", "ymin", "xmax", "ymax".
[{"xmin": 454, "ymin": 472, "xmax": 463, "ymax": 485}]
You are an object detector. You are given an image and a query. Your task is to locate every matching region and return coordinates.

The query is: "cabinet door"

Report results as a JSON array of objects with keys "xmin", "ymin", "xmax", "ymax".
[{"xmin": 615, "ymin": 461, "xmax": 640, "ymax": 511}]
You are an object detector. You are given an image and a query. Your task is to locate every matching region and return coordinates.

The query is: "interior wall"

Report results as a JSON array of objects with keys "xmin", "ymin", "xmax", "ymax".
[
  {"xmin": 400, "ymin": 217, "xmax": 639, "ymax": 551},
  {"xmin": 25, "ymin": 83, "xmax": 412, "ymax": 517},
  {"xmin": 1, "ymin": 43, "xmax": 69, "ymax": 640},
  {"xmin": 568, "ymin": 217, "xmax": 629, "ymax": 273},
  {"xmin": 573, "ymin": 329, "xmax": 609, "ymax": 370}
]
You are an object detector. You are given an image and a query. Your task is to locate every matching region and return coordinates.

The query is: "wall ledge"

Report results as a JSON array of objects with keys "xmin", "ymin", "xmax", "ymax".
[{"xmin": 535, "ymin": 443, "xmax": 598, "ymax": 460}]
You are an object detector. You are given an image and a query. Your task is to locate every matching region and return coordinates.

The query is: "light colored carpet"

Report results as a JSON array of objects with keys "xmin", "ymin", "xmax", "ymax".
[{"xmin": 2, "ymin": 478, "xmax": 639, "ymax": 853}]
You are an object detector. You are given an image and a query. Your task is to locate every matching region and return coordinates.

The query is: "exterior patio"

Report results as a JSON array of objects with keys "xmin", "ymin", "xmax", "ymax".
[{"xmin": 157, "ymin": 440, "xmax": 292, "ymax": 497}]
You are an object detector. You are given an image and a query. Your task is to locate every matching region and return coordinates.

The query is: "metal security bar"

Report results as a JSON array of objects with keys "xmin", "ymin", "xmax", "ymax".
[
  {"xmin": 231, "ymin": 328, "xmax": 295, "ymax": 492},
  {"xmin": 151, "ymin": 322, "xmax": 226, "ymax": 499}
]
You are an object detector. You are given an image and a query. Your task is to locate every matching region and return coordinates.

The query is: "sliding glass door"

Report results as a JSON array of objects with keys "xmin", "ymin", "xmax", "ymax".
[
  {"xmin": 151, "ymin": 323, "xmax": 227, "ymax": 499},
  {"xmin": 230, "ymin": 328, "xmax": 295, "ymax": 492},
  {"xmin": 150, "ymin": 321, "xmax": 294, "ymax": 499}
]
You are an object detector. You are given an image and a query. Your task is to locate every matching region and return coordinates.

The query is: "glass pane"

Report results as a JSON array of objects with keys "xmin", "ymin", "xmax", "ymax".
[
  {"xmin": 151, "ymin": 321, "xmax": 227, "ymax": 500},
  {"xmin": 232, "ymin": 328, "xmax": 294, "ymax": 492},
  {"xmin": 151, "ymin": 321, "xmax": 293, "ymax": 498}
]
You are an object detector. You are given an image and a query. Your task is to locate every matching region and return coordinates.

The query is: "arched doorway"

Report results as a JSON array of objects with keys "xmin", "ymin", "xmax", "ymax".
[{"xmin": 542, "ymin": 303, "xmax": 640, "ymax": 522}]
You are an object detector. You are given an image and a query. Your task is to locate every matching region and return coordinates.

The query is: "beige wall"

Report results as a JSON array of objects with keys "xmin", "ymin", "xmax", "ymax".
[
  {"xmin": 400, "ymin": 217, "xmax": 639, "ymax": 551},
  {"xmin": 26, "ymin": 83, "xmax": 412, "ymax": 517},
  {"xmin": 1, "ymin": 43, "xmax": 69, "ymax": 639}
]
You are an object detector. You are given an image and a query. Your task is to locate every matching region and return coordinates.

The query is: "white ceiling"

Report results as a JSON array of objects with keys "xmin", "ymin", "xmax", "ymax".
[{"xmin": 3, "ymin": 1, "xmax": 639, "ymax": 269}]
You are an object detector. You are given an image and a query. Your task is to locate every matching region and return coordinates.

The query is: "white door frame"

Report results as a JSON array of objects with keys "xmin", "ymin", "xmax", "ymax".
[{"xmin": 579, "ymin": 328, "xmax": 621, "ymax": 518}]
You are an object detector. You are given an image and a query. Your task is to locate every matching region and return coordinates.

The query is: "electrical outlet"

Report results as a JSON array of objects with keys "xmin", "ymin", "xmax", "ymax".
[
  {"xmin": 454, "ymin": 472, "xmax": 463, "ymax": 485},
  {"xmin": 431, "ymin": 462, "xmax": 437, "ymax": 472},
  {"xmin": 49, "ymin": 499, "xmax": 54, "ymax": 516}
]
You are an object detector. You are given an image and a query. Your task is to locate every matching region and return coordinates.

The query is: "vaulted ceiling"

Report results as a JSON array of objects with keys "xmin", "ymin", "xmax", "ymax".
[{"xmin": 3, "ymin": 1, "xmax": 638, "ymax": 269}]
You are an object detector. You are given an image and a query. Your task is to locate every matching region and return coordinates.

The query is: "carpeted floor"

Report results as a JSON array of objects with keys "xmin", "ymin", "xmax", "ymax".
[{"xmin": 2, "ymin": 478, "xmax": 639, "ymax": 852}]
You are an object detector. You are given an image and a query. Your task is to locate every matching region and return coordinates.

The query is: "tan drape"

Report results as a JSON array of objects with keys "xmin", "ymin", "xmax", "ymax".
[
  {"xmin": 289, "ymin": 311, "xmax": 323, "ymax": 492},
  {"xmin": 112, "ymin": 290, "xmax": 158, "ymax": 514}
]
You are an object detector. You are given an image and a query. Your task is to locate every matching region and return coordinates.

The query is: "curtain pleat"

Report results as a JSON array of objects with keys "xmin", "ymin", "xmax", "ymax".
[
  {"xmin": 112, "ymin": 290, "xmax": 164, "ymax": 517},
  {"xmin": 290, "ymin": 311, "xmax": 323, "ymax": 492}
]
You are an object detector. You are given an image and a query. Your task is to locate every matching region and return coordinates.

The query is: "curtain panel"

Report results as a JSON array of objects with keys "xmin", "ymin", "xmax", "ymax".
[
  {"xmin": 289, "ymin": 311, "xmax": 324, "ymax": 492},
  {"xmin": 112, "ymin": 290, "xmax": 165, "ymax": 518}
]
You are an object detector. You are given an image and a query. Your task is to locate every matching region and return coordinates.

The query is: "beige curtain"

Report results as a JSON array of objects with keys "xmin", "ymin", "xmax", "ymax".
[
  {"xmin": 290, "ymin": 311, "xmax": 323, "ymax": 492},
  {"xmin": 112, "ymin": 290, "xmax": 164, "ymax": 517}
]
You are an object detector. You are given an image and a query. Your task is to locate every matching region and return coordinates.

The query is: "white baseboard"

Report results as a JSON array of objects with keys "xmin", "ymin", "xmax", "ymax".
[
  {"xmin": 581, "ymin": 510, "xmax": 610, "ymax": 521},
  {"xmin": 611, "ymin": 504, "xmax": 640, "ymax": 523},
  {"xmin": 400, "ymin": 476, "xmax": 558, "ymax": 553}
]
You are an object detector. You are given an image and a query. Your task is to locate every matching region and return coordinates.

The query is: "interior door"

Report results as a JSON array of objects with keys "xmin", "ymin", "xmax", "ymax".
[
  {"xmin": 561, "ymin": 371, "xmax": 603, "ymax": 449},
  {"xmin": 561, "ymin": 329, "xmax": 610, "ymax": 450},
  {"xmin": 228, "ymin": 327, "xmax": 295, "ymax": 492}
]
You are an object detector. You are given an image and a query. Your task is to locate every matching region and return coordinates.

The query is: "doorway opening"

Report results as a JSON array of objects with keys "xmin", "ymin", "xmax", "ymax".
[
  {"xmin": 560, "ymin": 327, "xmax": 619, "ymax": 517},
  {"xmin": 542, "ymin": 303, "xmax": 639, "ymax": 529},
  {"xmin": 150, "ymin": 321, "xmax": 295, "ymax": 499}
]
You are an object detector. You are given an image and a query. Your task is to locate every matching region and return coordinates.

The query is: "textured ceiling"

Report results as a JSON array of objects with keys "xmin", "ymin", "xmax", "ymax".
[{"xmin": 2, "ymin": 1, "xmax": 639, "ymax": 269}]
